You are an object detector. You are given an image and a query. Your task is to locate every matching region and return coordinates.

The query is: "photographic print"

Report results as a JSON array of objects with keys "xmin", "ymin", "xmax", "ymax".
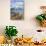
[{"xmin": 10, "ymin": 0, "xmax": 24, "ymax": 20}]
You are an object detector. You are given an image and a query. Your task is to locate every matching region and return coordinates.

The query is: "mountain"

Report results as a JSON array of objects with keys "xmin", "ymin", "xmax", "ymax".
[{"xmin": 11, "ymin": 8, "xmax": 24, "ymax": 14}]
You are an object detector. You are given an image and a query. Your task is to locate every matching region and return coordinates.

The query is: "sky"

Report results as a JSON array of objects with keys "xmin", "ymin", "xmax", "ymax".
[
  {"xmin": 11, "ymin": 0, "xmax": 24, "ymax": 2},
  {"xmin": 11, "ymin": 0, "xmax": 24, "ymax": 14},
  {"xmin": 11, "ymin": 0, "xmax": 24, "ymax": 8}
]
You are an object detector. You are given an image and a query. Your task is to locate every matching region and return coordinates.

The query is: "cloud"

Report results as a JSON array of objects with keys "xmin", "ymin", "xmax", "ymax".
[{"xmin": 11, "ymin": 0, "xmax": 24, "ymax": 8}]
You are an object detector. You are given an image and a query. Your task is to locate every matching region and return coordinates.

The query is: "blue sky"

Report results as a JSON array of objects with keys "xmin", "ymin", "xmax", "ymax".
[
  {"xmin": 11, "ymin": 0, "xmax": 24, "ymax": 2},
  {"xmin": 11, "ymin": 0, "xmax": 24, "ymax": 14},
  {"xmin": 11, "ymin": 0, "xmax": 24, "ymax": 8}
]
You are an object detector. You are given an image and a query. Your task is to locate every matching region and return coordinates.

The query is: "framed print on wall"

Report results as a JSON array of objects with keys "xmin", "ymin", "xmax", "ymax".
[{"xmin": 10, "ymin": 0, "xmax": 24, "ymax": 20}]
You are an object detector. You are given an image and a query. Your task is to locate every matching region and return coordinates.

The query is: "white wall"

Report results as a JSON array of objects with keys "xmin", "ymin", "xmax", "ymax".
[{"xmin": 0, "ymin": 0, "xmax": 46, "ymax": 38}]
